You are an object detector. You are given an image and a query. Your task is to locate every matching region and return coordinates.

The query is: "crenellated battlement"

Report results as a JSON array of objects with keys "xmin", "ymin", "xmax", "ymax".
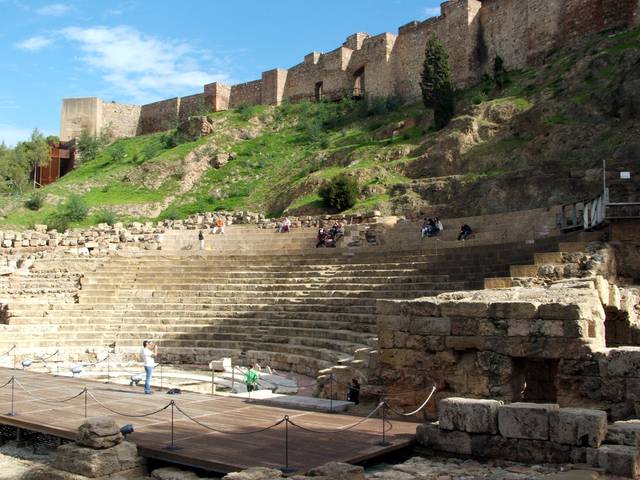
[{"xmin": 60, "ymin": 0, "xmax": 640, "ymax": 140}]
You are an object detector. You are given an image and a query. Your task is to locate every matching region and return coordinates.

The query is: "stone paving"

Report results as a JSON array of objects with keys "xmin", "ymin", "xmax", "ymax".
[{"xmin": 365, "ymin": 456, "xmax": 594, "ymax": 480}]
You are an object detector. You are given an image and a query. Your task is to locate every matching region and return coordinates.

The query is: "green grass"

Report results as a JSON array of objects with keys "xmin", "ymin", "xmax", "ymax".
[
  {"xmin": 468, "ymin": 137, "xmax": 530, "ymax": 157},
  {"xmin": 544, "ymin": 112, "xmax": 570, "ymax": 126}
]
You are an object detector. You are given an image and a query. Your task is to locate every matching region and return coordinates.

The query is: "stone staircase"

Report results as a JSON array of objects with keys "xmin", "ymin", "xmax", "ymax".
[{"xmin": 0, "ymin": 238, "xmax": 544, "ymax": 376}]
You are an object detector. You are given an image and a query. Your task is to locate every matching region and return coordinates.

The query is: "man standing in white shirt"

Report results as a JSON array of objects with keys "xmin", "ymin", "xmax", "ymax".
[{"xmin": 141, "ymin": 340, "xmax": 157, "ymax": 395}]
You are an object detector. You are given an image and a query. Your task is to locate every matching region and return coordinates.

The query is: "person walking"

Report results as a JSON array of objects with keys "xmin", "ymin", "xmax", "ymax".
[
  {"xmin": 243, "ymin": 365, "xmax": 259, "ymax": 392},
  {"xmin": 347, "ymin": 378, "xmax": 360, "ymax": 405},
  {"xmin": 141, "ymin": 340, "xmax": 157, "ymax": 395},
  {"xmin": 198, "ymin": 230, "xmax": 205, "ymax": 250}
]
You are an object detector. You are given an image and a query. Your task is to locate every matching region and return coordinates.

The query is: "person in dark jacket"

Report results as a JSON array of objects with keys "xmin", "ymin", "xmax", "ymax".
[{"xmin": 347, "ymin": 378, "xmax": 360, "ymax": 405}]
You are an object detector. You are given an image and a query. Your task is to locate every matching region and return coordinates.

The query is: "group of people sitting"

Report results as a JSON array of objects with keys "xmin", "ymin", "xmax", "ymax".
[
  {"xmin": 420, "ymin": 216, "xmax": 474, "ymax": 241},
  {"xmin": 421, "ymin": 217, "xmax": 444, "ymax": 238},
  {"xmin": 316, "ymin": 222, "xmax": 345, "ymax": 248},
  {"xmin": 276, "ymin": 217, "xmax": 292, "ymax": 233}
]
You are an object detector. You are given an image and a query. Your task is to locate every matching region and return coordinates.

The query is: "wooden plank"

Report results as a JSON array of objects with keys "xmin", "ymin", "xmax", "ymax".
[{"xmin": 0, "ymin": 368, "xmax": 417, "ymax": 474}]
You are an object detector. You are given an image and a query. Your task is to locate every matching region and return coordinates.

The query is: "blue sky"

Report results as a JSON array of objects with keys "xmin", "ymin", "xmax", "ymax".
[{"xmin": 0, "ymin": 0, "xmax": 443, "ymax": 146}]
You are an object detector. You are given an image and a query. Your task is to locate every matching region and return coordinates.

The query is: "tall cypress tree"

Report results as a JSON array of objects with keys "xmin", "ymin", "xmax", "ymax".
[{"xmin": 420, "ymin": 36, "xmax": 455, "ymax": 130}]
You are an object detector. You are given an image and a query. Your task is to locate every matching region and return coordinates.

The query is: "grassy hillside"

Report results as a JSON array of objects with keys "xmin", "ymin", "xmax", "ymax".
[{"xmin": 1, "ymin": 27, "xmax": 638, "ymax": 229}]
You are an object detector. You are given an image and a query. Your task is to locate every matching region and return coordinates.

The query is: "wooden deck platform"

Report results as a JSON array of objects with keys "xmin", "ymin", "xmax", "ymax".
[{"xmin": 0, "ymin": 368, "xmax": 418, "ymax": 474}]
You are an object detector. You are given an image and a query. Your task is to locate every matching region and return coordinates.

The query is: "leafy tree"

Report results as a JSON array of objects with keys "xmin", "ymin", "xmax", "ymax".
[
  {"xmin": 319, "ymin": 174, "xmax": 359, "ymax": 211},
  {"xmin": 76, "ymin": 127, "xmax": 113, "ymax": 165},
  {"xmin": 420, "ymin": 36, "xmax": 456, "ymax": 130},
  {"xmin": 14, "ymin": 129, "xmax": 50, "ymax": 188},
  {"xmin": 77, "ymin": 129, "xmax": 101, "ymax": 164}
]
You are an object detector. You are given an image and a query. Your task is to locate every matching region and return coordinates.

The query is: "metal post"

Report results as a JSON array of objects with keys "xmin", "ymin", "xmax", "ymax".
[
  {"xmin": 84, "ymin": 388, "xmax": 88, "ymax": 419},
  {"xmin": 280, "ymin": 415, "xmax": 295, "ymax": 474},
  {"xmin": 231, "ymin": 363, "xmax": 235, "ymax": 392},
  {"xmin": 160, "ymin": 363, "xmax": 163, "ymax": 391},
  {"xmin": 106, "ymin": 354, "xmax": 110, "ymax": 384},
  {"xmin": 377, "ymin": 400, "xmax": 391, "ymax": 447},
  {"xmin": 56, "ymin": 351, "xmax": 59, "ymax": 375},
  {"xmin": 211, "ymin": 369, "xmax": 215, "ymax": 396},
  {"xmin": 166, "ymin": 401, "xmax": 177, "ymax": 450},
  {"xmin": 8, "ymin": 376, "xmax": 15, "ymax": 416}
]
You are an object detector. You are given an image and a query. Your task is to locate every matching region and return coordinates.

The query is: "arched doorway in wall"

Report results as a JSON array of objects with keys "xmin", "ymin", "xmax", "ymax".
[{"xmin": 353, "ymin": 67, "xmax": 365, "ymax": 99}]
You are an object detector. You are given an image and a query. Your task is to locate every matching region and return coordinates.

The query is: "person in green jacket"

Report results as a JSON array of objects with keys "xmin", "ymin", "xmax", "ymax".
[{"xmin": 244, "ymin": 365, "xmax": 258, "ymax": 392}]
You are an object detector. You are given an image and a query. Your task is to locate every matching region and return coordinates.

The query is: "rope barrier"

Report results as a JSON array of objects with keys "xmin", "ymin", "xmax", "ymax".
[
  {"xmin": 385, "ymin": 386, "xmax": 436, "ymax": 417},
  {"xmin": 0, "ymin": 377, "xmax": 14, "ymax": 389},
  {"xmin": 83, "ymin": 355, "xmax": 110, "ymax": 368},
  {"xmin": 0, "ymin": 345, "xmax": 16, "ymax": 357},
  {"xmin": 174, "ymin": 403, "xmax": 287, "ymax": 435},
  {"xmin": 287, "ymin": 401, "xmax": 385, "ymax": 435},
  {"xmin": 34, "ymin": 350, "xmax": 59, "ymax": 363},
  {"xmin": 87, "ymin": 391, "xmax": 173, "ymax": 418},
  {"xmin": 13, "ymin": 378, "xmax": 86, "ymax": 404}
]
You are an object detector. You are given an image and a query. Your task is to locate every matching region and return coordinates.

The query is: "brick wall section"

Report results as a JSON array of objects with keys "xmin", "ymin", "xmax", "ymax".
[
  {"xmin": 179, "ymin": 93, "xmax": 207, "ymax": 120},
  {"xmin": 101, "ymin": 102, "xmax": 141, "ymax": 138},
  {"xmin": 204, "ymin": 82, "xmax": 231, "ymax": 112},
  {"xmin": 138, "ymin": 98, "xmax": 180, "ymax": 135},
  {"xmin": 229, "ymin": 80, "xmax": 263, "ymax": 108}
]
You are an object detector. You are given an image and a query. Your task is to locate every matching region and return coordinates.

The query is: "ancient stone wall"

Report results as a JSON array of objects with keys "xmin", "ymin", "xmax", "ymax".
[
  {"xmin": 418, "ymin": 398, "xmax": 640, "ymax": 478},
  {"xmin": 60, "ymin": 97, "xmax": 102, "ymax": 141},
  {"xmin": 60, "ymin": 0, "xmax": 640, "ymax": 139},
  {"xmin": 101, "ymin": 102, "xmax": 141, "ymax": 138},
  {"xmin": 138, "ymin": 98, "xmax": 180, "ymax": 135},
  {"xmin": 178, "ymin": 93, "xmax": 207, "ymax": 121},
  {"xmin": 229, "ymin": 80, "xmax": 263, "ymax": 108},
  {"xmin": 375, "ymin": 282, "xmax": 640, "ymax": 420}
]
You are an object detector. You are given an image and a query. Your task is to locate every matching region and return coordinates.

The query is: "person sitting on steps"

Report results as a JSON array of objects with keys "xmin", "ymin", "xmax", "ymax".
[
  {"xmin": 435, "ymin": 217, "xmax": 443, "ymax": 234},
  {"xmin": 212, "ymin": 217, "xmax": 225, "ymax": 234},
  {"xmin": 458, "ymin": 224, "xmax": 473, "ymax": 241},
  {"xmin": 330, "ymin": 222, "xmax": 345, "ymax": 242},
  {"xmin": 198, "ymin": 230, "xmax": 205, "ymax": 250},
  {"xmin": 316, "ymin": 227, "xmax": 327, "ymax": 248},
  {"xmin": 279, "ymin": 217, "xmax": 292, "ymax": 233}
]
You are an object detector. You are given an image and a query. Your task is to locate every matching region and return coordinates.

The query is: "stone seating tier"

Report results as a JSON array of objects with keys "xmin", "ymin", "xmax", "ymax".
[{"xmin": 0, "ymin": 231, "xmax": 563, "ymax": 376}]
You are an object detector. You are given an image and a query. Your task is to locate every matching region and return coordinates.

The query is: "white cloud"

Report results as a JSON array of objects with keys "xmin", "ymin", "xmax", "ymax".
[
  {"xmin": 16, "ymin": 35, "xmax": 53, "ymax": 51},
  {"xmin": 61, "ymin": 26, "xmax": 231, "ymax": 103},
  {"xmin": 424, "ymin": 6, "xmax": 441, "ymax": 18},
  {"xmin": 0, "ymin": 124, "xmax": 32, "ymax": 147},
  {"xmin": 36, "ymin": 3, "xmax": 73, "ymax": 16}
]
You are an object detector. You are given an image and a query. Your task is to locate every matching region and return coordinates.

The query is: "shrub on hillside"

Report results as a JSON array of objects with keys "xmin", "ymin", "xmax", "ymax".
[
  {"xmin": 24, "ymin": 190, "xmax": 45, "ymax": 211},
  {"xmin": 45, "ymin": 212, "xmax": 70, "ymax": 233},
  {"xmin": 319, "ymin": 174, "xmax": 359, "ymax": 211},
  {"xmin": 109, "ymin": 142, "xmax": 127, "ymax": 163},
  {"xmin": 159, "ymin": 205, "xmax": 180, "ymax": 221},
  {"xmin": 60, "ymin": 195, "xmax": 88, "ymax": 222},
  {"xmin": 94, "ymin": 209, "xmax": 118, "ymax": 226}
]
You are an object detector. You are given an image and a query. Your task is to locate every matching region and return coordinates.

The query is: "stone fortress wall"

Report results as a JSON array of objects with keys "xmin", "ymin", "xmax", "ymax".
[{"xmin": 59, "ymin": 0, "xmax": 640, "ymax": 140}]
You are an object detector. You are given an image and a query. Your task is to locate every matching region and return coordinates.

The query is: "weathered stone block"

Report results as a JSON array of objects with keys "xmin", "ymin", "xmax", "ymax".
[
  {"xmin": 606, "ymin": 347, "xmax": 640, "ymax": 377},
  {"xmin": 444, "ymin": 336, "xmax": 484, "ymax": 350},
  {"xmin": 498, "ymin": 403, "xmax": 558, "ymax": 440},
  {"xmin": 592, "ymin": 444, "xmax": 640, "ymax": 478},
  {"xmin": 489, "ymin": 302, "xmax": 538, "ymax": 320},
  {"xmin": 77, "ymin": 416, "xmax": 123, "ymax": 449},
  {"xmin": 306, "ymin": 462, "xmax": 365, "ymax": 479},
  {"xmin": 549, "ymin": 408, "xmax": 607, "ymax": 447},
  {"xmin": 416, "ymin": 422, "xmax": 472, "ymax": 455},
  {"xmin": 450, "ymin": 317, "xmax": 479, "ymax": 336},
  {"xmin": 438, "ymin": 397, "xmax": 500, "ymax": 434},
  {"xmin": 51, "ymin": 441, "xmax": 143, "ymax": 478},
  {"xmin": 440, "ymin": 301, "xmax": 489, "ymax": 318},
  {"xmin": 408, "ymin": 317, "xmax": 450, "ymax": 335},
  {"xmin": 606, "ymin": 420, "xmax": 640, "ymax": 446}
]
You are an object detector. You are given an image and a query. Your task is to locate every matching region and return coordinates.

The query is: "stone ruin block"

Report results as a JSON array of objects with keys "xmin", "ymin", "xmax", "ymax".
[
  {"xmin": 416, "ymin": 422, "xmax": 472, "ymax": 455},
  {"xmin": 489, "ymin": 302, "xmax": 539, "ymax": 320},
  {"xmin": 587, "ymin": 444, "xmax": 640, "ymax": 478},
  {"xmin": 440, "ymin": 301, "xmax": 489, "ymax": 319},
  {"xmin": 498, "ymin": 403, "xmax": 559, "ymax": 440},
  {"xmin": 549, "ymin": 408, "xmax": 608, "ymax": 447},
  {"xmin": 438, "ymin": 397, "xmax": 500, "ymax": 434}
]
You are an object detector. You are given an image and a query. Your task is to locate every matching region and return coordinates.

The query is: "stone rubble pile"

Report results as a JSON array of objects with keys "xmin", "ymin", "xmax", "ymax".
[
  {"xmin": 22, "ymin": 416, "xmax": 146, "ymax": 479},
  {"xmin": 418, "ymin": 397, "xmax": 640, "ymax": 478}
]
